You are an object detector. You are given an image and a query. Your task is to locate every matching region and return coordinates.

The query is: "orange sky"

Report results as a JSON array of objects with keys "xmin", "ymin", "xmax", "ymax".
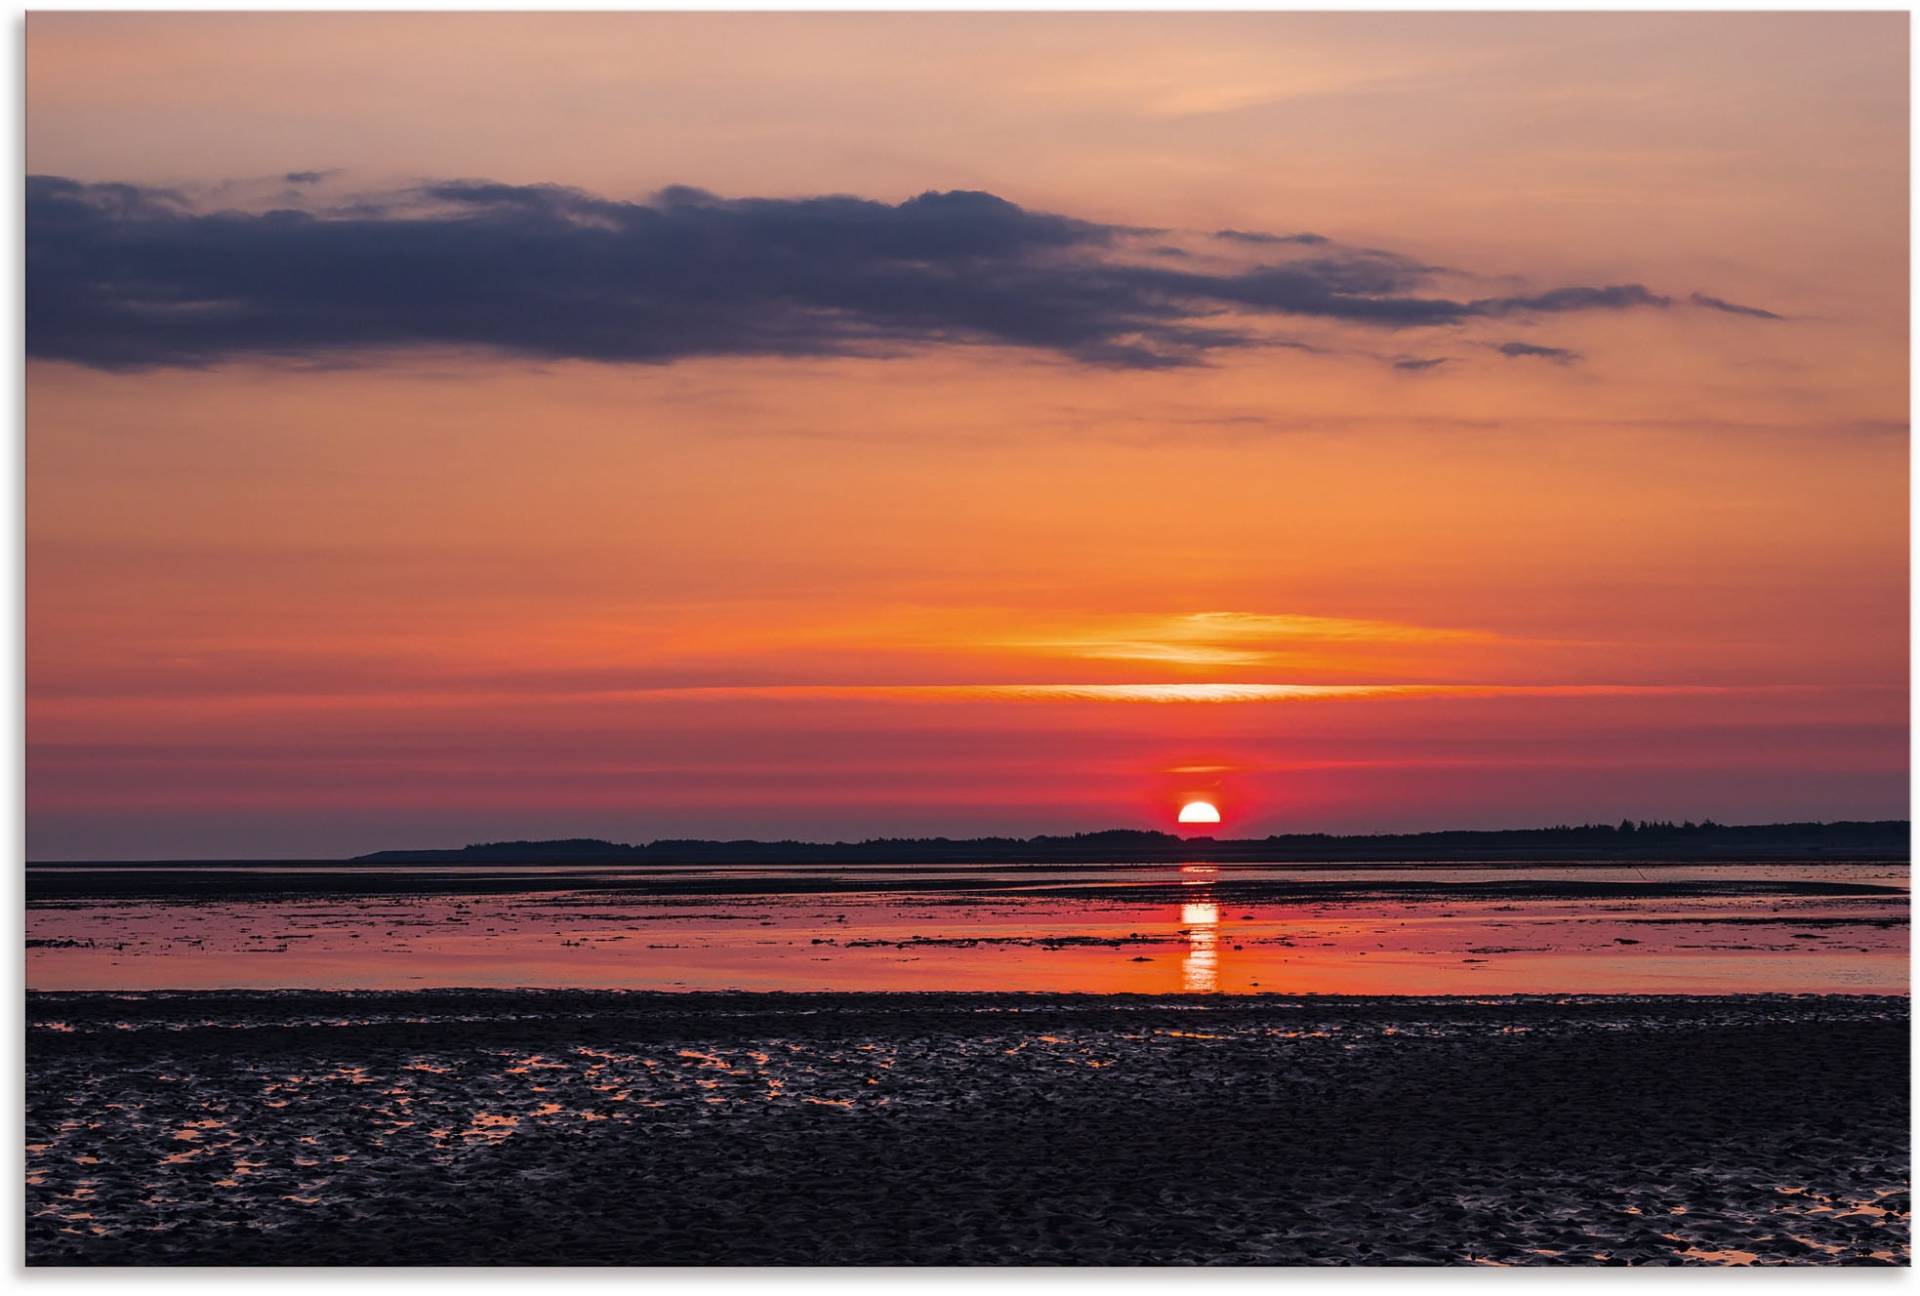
[{"xmin": 25, "ymin": 13, "xmax": 1909, "ymax": 857}]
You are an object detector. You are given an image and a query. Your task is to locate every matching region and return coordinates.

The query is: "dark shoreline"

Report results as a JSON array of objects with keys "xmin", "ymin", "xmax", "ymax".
[
  {"xmin": 28, "ymin": 817, "xmax": 1912, "ymax": 870},
  {"xmin": 26, "ymin": 869, "xmax": 1909, "ymax": 904},
  {"xmin": 28, "ymin": 990, "xmax": 1911, "ymax": 1265}
]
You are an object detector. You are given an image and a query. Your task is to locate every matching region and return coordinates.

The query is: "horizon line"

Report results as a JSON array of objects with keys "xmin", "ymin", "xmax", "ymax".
[{"xmin": 25, "ymin": 817, "xmax": 1911, "ymax": 866}]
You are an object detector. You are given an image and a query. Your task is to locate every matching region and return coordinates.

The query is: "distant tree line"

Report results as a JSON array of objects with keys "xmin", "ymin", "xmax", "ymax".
[{"xmin": 354, "ymin": 819, "xmax": 1908, "ymax": 865}]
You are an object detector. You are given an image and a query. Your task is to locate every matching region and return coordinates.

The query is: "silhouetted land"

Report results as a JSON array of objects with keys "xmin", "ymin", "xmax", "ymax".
[
  {"xmin": 30, "ymin": 818, "xmax": 1905, "ymax": 870},
  {"xmin": 356, "ymin": 818, "xmax": 1908, "ymax": 863}
]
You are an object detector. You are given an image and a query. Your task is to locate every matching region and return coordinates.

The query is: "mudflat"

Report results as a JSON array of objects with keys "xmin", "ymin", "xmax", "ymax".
[{"xmin": 27, "ymin": 990, "xmax": 1909, "ymax": 1265}]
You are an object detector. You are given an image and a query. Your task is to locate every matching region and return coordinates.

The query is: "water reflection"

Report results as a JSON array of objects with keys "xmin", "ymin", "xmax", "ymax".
[
  {"xmin": 1182, "ymin": 900, "xmax": 1219, "ymax": 992},
  {"xmin": 26, "ymin": 860, "xmax": 1910, "ymax": 996}
]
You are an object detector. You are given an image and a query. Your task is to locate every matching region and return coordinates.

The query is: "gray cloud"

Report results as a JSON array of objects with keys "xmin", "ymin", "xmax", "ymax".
[
  {"xmin": 1494, "ymin": 341, "xmax": 1581, "ymax": 363},
  {"xmin": 27, "ymin": 175, "xmax": 1769, "ymax": 371},
  {"xmin": 1213, "ymin": 228, "xmax": 1330, "ymax": 246},
  {"xmin": 1488, "ymin": 285, "xmax": 1670, "ymax": 314},
  {"xmin": 1690, "ymin": 291, "xmax": 1784, "ymax": 321}
]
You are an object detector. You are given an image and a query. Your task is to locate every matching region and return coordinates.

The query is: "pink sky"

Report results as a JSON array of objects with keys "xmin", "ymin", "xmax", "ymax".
[{"xmin": 26, "ymin": 13, "xmax": 1908, "ymax": 857}]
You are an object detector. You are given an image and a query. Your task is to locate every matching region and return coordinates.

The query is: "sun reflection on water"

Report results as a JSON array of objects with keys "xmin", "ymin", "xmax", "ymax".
[{"xmin": 1181, "ymin": 900, "xmax": 1219, "ymax": 993}]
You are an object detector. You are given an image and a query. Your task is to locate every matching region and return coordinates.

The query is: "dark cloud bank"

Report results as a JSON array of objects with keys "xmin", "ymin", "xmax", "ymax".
[{"xmin": 27, "ymin": 176, "xmax": 1778, "ymax": 371}]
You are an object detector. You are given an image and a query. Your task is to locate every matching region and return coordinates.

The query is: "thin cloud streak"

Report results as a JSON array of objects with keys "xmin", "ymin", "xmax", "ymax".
[
  {"xmin": 1001, "ymin": 610, "xmax": 1503, "ymax": 667},
  {"xmin": 1690, "ymin": 291, "xmax": 1785, "ymax": 321},
  {"xmin": 32, "ymin": 681, "xmax": 1859, "ymax": 715},
  {"xmin": 669, "ymin": 682, "xmax": 1831, "ymax": 704},
  {"xmin": 36, "ymin": 652, "xmax": 1775, "ymax": 710}
]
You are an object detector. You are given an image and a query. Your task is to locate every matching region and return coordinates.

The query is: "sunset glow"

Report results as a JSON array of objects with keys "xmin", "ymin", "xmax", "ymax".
[
  {"xmin": 20, "ymin": 14, "xmax": 1910, "ymax": 1271},
  {"xmin": 23, "ymin": 13, "xmax": 1908, "ymax": 858}
]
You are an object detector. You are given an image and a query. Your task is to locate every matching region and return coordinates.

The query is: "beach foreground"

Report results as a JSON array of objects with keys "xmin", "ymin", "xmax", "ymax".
[{"xmin": 28, "ymin": 991, "xmax": 1909, "ymax": 1266}]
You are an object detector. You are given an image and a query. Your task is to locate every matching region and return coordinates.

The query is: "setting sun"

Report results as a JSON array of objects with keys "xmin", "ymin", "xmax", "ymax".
[{"xmin": 15, "ymin": 12, "xmax": 1909, "ymax": 1271}]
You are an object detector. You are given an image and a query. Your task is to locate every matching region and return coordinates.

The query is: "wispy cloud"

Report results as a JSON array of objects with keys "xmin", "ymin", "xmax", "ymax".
[
  {"xmin": 1690, "ymin": 291, "xmax": 1784, "ymax": 321},
  {"xmin": 1493, "ymin": 340, "xmax": 1580, "ymax": 363},
  {"xmin": 609, "ymin": 682, "xmax": 1806, "ymax": 704},
  {"xmin": 999, "ymin": 610, "xmax": 1500, "ymax": 668},
  {"xmin": 1212, "ymin": 228, "xmax": 1330, "ymax": 246}
]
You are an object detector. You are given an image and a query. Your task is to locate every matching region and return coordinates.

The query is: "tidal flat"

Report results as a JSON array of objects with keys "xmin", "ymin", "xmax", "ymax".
[
  {"xmin": 26, "ymin": 860, "xmax": 1910, "ymax": 995},
  {"xmin": 26, "ymin": 990, "xmax": 1910, "ymax": 1265}
]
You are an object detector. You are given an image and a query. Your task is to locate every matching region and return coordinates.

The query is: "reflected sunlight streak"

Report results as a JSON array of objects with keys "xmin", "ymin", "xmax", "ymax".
[{"xmin": 1182, "ymin": 900, "xmax": 1220, "ymax": 993}]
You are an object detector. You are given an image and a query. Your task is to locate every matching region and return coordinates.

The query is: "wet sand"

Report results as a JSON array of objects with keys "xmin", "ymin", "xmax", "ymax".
[{"xmin": 27, "ymin": 990, "xmax": 1909, "ymax": 1265}]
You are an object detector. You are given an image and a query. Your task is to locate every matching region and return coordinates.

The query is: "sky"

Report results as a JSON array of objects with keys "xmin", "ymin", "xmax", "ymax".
[{"xmin": 25, "ymin": 13, "xmax": 1910, "ymax": 858}]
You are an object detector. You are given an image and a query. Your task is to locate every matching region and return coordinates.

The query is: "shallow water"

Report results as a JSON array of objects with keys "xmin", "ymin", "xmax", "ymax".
[{"xmin": 27, "ymin": 860, "xmax": 1909, "ymax": 994}]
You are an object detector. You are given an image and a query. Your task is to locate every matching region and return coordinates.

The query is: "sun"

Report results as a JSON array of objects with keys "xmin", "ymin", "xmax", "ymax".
[{"xmin": 1177, "ymin": 800, "xmax": 1221, "ymax": 825}]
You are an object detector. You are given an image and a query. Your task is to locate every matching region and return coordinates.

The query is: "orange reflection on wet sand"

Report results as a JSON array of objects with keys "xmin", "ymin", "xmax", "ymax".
[{"xmin": 25, "ymin": 861, "xmax": 1908, "ymax": 996}]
